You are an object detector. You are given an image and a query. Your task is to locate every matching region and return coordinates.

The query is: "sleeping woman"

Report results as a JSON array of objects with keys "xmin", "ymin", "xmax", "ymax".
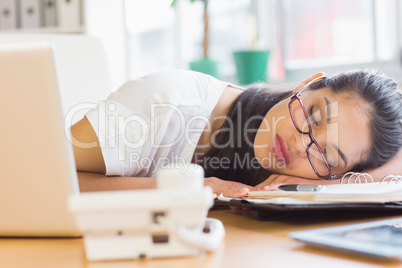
[{"xmin": 70, "ymin": 69, "xmax": 402, "ymax": 197}]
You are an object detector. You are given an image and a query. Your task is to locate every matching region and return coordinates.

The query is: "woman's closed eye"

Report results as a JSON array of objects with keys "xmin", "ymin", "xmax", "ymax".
[
  {"xmin": 308, "ymin": 105, "xmax": 322, "ymax": 126},
  {"xmin": 323, "ymin": 148, "xmax": 336, "ymax": 168}
]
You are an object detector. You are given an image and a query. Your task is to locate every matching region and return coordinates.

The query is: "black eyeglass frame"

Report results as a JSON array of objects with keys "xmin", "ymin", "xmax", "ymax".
[{"xmin": 288, "ymin": 76, "xmax": 342, "ymax": 181}]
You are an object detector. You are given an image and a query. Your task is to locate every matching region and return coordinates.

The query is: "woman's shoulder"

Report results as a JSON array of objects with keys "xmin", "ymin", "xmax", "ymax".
[
  {"xmin": 122, "ymin": 69, "xmax": 225, "ymax": 89},
  {"xmin": 112, "ymin": 69, "xmax": 231, "ymax": 105}
]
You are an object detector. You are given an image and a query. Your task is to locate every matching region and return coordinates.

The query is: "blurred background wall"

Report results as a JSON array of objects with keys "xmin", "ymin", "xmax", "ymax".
[{"xmin": 1, "ymin": 0, "xmax": 402, "ymax": 89}]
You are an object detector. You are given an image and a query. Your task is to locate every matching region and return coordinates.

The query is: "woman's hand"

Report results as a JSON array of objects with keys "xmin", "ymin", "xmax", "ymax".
[
  {"xmin": 204, "ymin": 177, "xmax": 256, "ymax": 198},
  {"xmin": 255, "ymin": 174, "xmax": 340, "ymax": 190},
  {"xmin": 204, "ymin": 174, "xmax": 340, "ymax": 198}
]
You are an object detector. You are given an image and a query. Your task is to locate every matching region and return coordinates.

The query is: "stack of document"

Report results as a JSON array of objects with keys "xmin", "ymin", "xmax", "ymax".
[
  {"xmin": 216, "ymin": 182, "xmax": 402, "ymax": 205},
  {"xmin": 243, "ymin": 182, "xmax": 402, "ymax": 203}
]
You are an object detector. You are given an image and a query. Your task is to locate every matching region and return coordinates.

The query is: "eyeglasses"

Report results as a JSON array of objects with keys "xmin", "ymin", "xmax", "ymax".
[{"xmin": 288, "ymin": 76, "xmax": 342, "ymax": 180}]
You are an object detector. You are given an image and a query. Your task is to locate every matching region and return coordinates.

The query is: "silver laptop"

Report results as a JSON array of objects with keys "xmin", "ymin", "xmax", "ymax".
[{"xmin": 0, "ymin": 42, "xmax": 81, "ymax": 237}]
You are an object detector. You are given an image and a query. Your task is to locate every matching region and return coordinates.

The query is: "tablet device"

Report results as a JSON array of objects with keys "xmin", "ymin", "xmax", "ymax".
[{"xmin": 289, "ymin": 217, "xmax": 402, "ymax": 259}]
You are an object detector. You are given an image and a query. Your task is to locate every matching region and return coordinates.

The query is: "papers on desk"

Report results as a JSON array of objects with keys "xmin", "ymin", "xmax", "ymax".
[
  {"xmin": 219, "ymin": 182, "xmax": 402, "ymax": 204},
  {"xmin": 218, "ymin": 194, "xmax": 326, "ymax": 205}
]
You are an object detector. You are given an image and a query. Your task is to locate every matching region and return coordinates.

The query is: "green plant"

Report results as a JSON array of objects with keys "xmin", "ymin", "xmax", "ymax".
[{"xmin": 171, "ymin": 0, "xmax": 210, "ymax": 59}]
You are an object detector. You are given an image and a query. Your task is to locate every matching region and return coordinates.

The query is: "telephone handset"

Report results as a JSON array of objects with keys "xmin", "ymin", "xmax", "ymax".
[{"xmin": 69, "ymin": 164, "xmax": 225, "ymax": 261}]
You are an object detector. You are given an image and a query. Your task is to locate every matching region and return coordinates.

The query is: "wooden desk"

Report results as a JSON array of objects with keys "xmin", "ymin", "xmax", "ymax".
[{"xmin": 1, "ymin": 209, "xmax": 401, "ymax": 268}]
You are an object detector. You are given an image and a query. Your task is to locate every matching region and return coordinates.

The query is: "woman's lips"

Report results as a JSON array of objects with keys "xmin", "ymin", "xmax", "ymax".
[{"xmin": 273, "ymin": 134, "xmax": 291, "ymax": 165}]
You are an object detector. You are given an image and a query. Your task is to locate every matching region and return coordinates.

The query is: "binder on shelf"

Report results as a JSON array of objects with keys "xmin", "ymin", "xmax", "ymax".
[
  {"xmin": 0, "ymin": 0, "xmax": 18, "ymax": 29},
  {"xmin": 56, "ymin": 0, "xmax": 81, "ymax": 30},
  {"xmin": 19, "ymin": 0, "xmax": 42, "ymax": 29},
  {"xmin": 43, "ymin": 0, "xmax": 57, "ymax": 27}
]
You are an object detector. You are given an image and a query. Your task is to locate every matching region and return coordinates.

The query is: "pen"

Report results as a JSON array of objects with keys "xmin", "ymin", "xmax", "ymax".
[{"xmin": 278, "ymin": 184, "xmax": 325, "ymax": 192}]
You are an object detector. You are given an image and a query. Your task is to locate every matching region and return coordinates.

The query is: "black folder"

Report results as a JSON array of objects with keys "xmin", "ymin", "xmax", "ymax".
[{"xmin": 214, "ymin": 198, "xmax": 402, "ymax": 221}]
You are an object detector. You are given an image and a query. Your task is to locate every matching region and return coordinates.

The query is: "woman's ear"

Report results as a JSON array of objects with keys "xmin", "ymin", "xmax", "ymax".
[{"xmin": 293, "ymin": 72, "xmax": 325, "ymax": 93}]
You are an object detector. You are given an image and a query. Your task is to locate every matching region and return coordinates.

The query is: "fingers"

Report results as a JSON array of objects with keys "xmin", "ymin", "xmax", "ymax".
[
  {"xmin": 262, "ymin": 185, "xmax": 279, "ymax": 191},
  {"xmin": 217, "ymin": 187, "xmax": 249, "ymax": 198},
  {"xmin": 205, "ymin": 177, "xmax": 254, "ymax": 198},
  {"xmin": 227, "ymin": 187, "xmax": 249, "ymax": 198}
]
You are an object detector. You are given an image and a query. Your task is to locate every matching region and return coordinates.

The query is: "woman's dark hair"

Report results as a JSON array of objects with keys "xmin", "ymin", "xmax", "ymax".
[
  {"xmin": 200, "ymin": 69, "xmax": 402, "ymax": 186},
  {"xmin": 309, "ymin": 69, "xmax": 402, "ymax": 172},
  {"xmin": 200, "ymin": 86, "xmax": 292, "ymax": 186}
]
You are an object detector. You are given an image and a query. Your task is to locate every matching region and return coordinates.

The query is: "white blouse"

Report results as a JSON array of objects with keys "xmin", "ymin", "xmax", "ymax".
[{"xmin": 85, "ymin": 69, "xmax": 232, "ymax": 177}]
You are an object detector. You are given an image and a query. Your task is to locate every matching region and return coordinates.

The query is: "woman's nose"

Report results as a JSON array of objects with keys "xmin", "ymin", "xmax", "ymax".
[{"xmin": 294, "ymin": 133, "xmax": 308, "ymax": 157}]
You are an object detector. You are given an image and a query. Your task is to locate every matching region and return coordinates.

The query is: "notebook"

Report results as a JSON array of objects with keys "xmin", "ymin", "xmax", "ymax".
[
  {"xmin": 215, "ymin": 173, "xmax": 402, "ymax": 220},
  {"xmin": 0, "ymin": 42, "xmax": 81, "ymax": 237},
  {"xmin": 244, "ymin": 182, "xmax": 402, "ymax": 203}
]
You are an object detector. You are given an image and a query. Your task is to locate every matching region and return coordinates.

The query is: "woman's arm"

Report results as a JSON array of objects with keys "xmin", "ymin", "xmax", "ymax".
[
  {"xmin": 71, "ymin": 117, "xmax": 252, "ymax": 197},
  {"xmin": 70, "ymin": 117, "xmax": 106, "ymax": 174},
  {"xmin": 77, "ymin": 171, "xmax": 156, "ymax": 192},
  {"xmin": 71, "ymin": 117, "xmax": 157, "ymax": 192},
  {"xmin": 78, "ymin": 172, "xmax": 253, "ymax": 197}
]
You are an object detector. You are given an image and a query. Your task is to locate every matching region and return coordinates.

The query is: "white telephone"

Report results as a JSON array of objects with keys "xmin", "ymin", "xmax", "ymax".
[{"xmin": 69, "ymin": 164, "xmax": 225, "ymax": 261}]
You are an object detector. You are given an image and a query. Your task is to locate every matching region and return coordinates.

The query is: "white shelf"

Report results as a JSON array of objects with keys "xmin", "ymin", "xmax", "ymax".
[
  {"xmin": 0, "ymin": 0, "xmax": 84, "ymax": 34},
  {"xmin": 0, "ymin": 0, "xmax": 129, "ymax": 94},
  {"xmin": 0, "ymin": 26, "xmax": 84, "ymax": 34}
]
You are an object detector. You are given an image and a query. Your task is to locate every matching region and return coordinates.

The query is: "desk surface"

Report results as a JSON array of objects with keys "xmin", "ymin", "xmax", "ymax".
[{"xmin": 1, "ymin": 209, "xmax": 402, "ymax": 268}]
